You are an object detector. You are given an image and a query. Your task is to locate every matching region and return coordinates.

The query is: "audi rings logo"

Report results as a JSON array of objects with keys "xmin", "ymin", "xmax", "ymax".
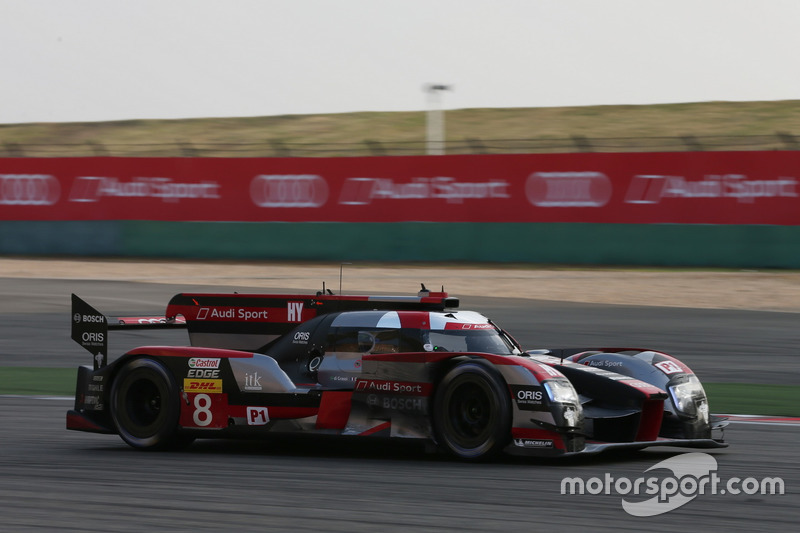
[
  {"xmin": 250, "ymin": 175, "xmax": 328, "ymax": 208},
  {"xmin": 526, "ymin": 172, "xmax": 611, "ymax": 207},
  {"xmin": 0, "ymin": 174, "xmax": 60, "ymax": 206}
]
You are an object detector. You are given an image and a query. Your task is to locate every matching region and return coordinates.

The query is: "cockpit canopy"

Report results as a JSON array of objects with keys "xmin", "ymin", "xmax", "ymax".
[{"xmin": 327, "ymin": 310, "xmax": 521, "ymax": 356}]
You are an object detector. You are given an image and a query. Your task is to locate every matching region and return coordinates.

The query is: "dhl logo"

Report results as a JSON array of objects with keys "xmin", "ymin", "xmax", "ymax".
[{"xmin": 183, "ymin": 379, "xmax": 223, "ymax": 393}]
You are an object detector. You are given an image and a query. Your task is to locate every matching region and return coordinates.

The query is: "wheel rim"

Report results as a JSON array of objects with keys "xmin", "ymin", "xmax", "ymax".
[
  {"xmin": 124, "ymin": 377, "xmax": 163, "ymax": 428},
  {"xmin": 444, "ymin": 378, "xmax": 496, "ymax": 449}
]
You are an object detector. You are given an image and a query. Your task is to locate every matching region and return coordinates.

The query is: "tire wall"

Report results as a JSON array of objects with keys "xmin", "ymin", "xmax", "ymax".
[{"xmin": 1, "ymin": 153, "xmax": 799, "ymax": 268}]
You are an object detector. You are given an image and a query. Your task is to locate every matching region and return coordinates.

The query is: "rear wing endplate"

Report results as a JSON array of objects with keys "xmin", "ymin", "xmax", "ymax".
[{"xmin": 71, "ymin": 294, "xmax": 186, "ymax": 370}]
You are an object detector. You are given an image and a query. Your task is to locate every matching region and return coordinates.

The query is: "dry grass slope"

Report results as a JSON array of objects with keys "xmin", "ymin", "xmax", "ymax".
[{"xmin": 1, "ymin": 100, "xmax": 800, "ymax": 156}]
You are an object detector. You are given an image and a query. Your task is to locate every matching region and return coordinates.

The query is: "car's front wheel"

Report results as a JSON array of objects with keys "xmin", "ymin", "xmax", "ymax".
[{"xmin": 432, "ymin": 361, "xmax": 512, "ymax": 460}]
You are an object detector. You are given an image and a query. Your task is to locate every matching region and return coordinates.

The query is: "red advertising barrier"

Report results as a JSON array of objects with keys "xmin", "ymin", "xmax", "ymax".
[{"xmin": 1, "ymin": 152, "xmax": 799, "ymax": 224}]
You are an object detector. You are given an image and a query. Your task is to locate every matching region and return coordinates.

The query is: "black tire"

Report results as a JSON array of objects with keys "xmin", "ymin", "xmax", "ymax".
[
  {"xmin": 110, "ymin": 358, "xmax": 190, "ymax": 450},
  {"xmin": 433, "ymin": 361, "xmax": 512, "ymax": 460}
]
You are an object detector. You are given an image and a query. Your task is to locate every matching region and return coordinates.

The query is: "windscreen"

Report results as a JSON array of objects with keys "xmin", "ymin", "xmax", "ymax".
[{"xmin": 425, "ymin": 328, "xmax": 520, "ymax": 355}]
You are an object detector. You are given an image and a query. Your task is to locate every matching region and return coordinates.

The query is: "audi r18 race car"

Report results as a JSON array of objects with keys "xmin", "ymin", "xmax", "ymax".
[{"xmin": 67, "ymin": 287, "xmax": 727, "ymax": 460}]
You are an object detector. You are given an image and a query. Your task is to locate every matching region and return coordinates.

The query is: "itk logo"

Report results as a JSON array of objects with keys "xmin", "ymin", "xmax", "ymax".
[
  {"xmin": 561, "ymin": 452, "xmax": 785, "ymax": 516},
  {"xmin": 244, "ymin": 372, "xmax": 262, "ymax": 391}
]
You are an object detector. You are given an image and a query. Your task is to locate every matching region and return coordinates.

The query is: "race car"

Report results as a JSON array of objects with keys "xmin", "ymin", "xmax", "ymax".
[{"xmin": 66, "ymin": 287, "xmax": 727, "ymax": 459}]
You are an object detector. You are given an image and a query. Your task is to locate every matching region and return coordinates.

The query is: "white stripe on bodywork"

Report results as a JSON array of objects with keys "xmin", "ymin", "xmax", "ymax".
[
  {"xmin": 376, "ymin": 311, "xmax": 401, "ymax": 328},
  {"xmin": 429, "ymin": 310, "xmax": 491, "ymax": 330}
]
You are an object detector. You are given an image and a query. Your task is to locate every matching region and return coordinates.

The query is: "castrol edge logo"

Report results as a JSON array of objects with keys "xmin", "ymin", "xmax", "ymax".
[
  {"xmin": 188, "ymin": 358, "xmax": 221, "ymax": 369},
  {"xmin": 526, "ymin": 172, "xmax": 611, "ymax": 207}
]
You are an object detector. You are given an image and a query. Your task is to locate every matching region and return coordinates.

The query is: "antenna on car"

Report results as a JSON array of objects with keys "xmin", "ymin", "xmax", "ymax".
[
  {"xmin": 317, "ymin": 281, "xmax": 336, "ymax": 296},
  {"xmin": 340, "ymin": 262, "xmax": 352, "ymax": 294}
]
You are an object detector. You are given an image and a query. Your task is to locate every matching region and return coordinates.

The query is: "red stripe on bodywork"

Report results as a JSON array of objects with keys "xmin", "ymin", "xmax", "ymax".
[
  {"xmin": 228, "ymin": 405, "xmax": 319, "ymax": 419},
  {"xmin": 635, "ymin": 399, "xmax": 665, "ymax": 441},
  {"xmin": 126, "ymin": 346, "xmax": 254, "ymax": 358},
  {"xmin": 361, "ymin": 352, "xmax": 563, "ymax": 383},
  {"xmin": 396, "ymin": 311, "xmax": 431, "ymax": 329},
  {"xmin": 66, "ymin": 410, "xmax": 113, "ymax": 433},
  {"xmin": 316, "ymin": 391, "xmax": 353, "ymax": 430}
]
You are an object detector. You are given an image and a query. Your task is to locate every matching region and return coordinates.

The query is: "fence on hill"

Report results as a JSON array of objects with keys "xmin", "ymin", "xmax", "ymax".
[{"xmin": 2, "ymin": 133, "xmax": 799, "ymax": 157}]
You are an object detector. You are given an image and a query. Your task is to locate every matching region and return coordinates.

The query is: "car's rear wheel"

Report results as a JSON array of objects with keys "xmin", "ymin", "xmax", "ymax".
[
  {"xmin": 433, "ymin": 361, "xmax": 511, "ymax": 460},
  {"xmin": 110, "ymin": 358, "xmax": 191, "ymax": 450}
]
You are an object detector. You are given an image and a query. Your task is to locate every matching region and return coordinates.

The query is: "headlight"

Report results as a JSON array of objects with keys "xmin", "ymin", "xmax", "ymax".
[
  {"xmin": 669, "ymin": 375, "xmax": 708, "ymax": 418},
  {"xmin": 543, "ymin": 379, "xmax": 579, "ymax": 404},
  {"xmin": 543, "ymin": 380, "xmax": 581, "ymax": 428}
]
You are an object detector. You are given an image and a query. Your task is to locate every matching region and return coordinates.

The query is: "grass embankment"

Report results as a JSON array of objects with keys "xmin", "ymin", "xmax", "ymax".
[
  {"xmin": 0, "ymin": 367, "xmax": 796, "ymax": 416},
  {"xmin": 3, "ymin": 100, "xmax": 800, "ymax": 156}
]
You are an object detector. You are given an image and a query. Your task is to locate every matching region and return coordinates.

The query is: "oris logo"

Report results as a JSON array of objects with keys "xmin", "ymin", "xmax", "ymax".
[
  {"xmin": 81, "ymin": 332, "xmax": 104, "ymax": 343},
  {"xmin": 0, "ymin": 174, "xmax": 60, "ymax": 206},
  {"xmin": 526, "ymin": 172, "xmax": 611, "ymax": 207},
  {"xmin": 517, "ymin": 389, "xmax": 543, "ymax": 401},
  {"xmin": 250, "ymin": 175, "xmax": 328, "ymax": 208}
]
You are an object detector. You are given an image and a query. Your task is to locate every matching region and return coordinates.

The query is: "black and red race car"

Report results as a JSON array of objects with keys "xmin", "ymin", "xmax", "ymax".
[{"xmin": 67, "ymin": 287, "xmax": 726, "ymax": 459}]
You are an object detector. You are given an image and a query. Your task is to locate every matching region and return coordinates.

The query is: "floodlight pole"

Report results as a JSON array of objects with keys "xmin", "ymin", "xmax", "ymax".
[
  {"xmin": 425, "ymin": 84, "xmax": 451, "ymax": 155},
  {"xmin": 339, "ymin": 262, "xmax": 351, "ymax": 294}
]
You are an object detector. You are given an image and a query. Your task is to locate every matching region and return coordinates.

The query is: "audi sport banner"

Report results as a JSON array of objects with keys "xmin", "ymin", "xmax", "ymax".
[{"xmin": 1, "ymin": 152, "xmax": 799, "ymax": 224}]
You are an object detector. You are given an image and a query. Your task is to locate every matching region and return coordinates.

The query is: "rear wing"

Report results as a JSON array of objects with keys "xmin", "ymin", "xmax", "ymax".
[
  {"xmin": 71, "ymin": 294, "xmax": 187, "ymax": 369},
  {"xmin": 164, "ymin": 289, "xmax": 458, "ymax": 351}
]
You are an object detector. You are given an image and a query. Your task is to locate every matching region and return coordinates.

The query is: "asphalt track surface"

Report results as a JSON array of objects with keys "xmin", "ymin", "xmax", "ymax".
[{"xmin": 0, "ymin": 278, "xmax": 798, "ymax": 531}]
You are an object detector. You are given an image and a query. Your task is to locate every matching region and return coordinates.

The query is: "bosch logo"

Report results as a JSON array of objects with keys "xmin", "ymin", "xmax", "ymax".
[
  {"xmin": 0, "ymin": 174, "xmax": 60, "ymax": 206},
  {"xmin": 73, "ymin": 313, "xmax": 82, "ymax": 324},
  {"xmin": 526, "ymin": 172, "xmax": 611, "ymax": 207},
  {"xmin": 250, "ymin": 175, "xmax": 328, "ymax": 208},
  {"xmin": 79, "ymin": 314, "xmax": 105, "ymax": 324}
]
